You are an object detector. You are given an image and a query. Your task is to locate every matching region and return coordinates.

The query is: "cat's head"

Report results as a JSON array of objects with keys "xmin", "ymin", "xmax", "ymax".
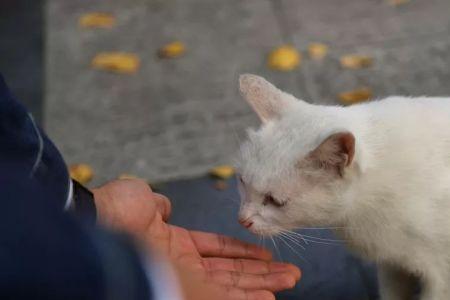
[{"xmin": 236, "ymin": 74, "xmax": 357, "ymax": 236}]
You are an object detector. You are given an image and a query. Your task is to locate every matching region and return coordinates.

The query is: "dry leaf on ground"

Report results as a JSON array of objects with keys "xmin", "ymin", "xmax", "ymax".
[
  {"xmin": 209, "ymin": 165, "xmax": 235, "ymax": 179},
  {"xmin": 387, "ymin": 0, "xmax": 410, "ymax": 6},
  {"xmin": 158, "ymin": 41, "xmax": 186, "ymax": 59},
  {"xmin": 70, "ymin": 164, "xmax": 94, "ymax": 184},
  {"xmin": 79, "ymin": 13, "xmax": 116, "ymax": 28},
  {"xmin": 340, "ymin": 55, "xmax": 373, "ymax": 69},
  {"xmin": 91, "ymin": 52, "xmax": 140, "ymax": 74},
  {"xmin": 338, "ymin": 88, "xmax": 373, "ymax": 105},
  {"xmin": 267, "ymin": 45, "xmax": 301, "ymax": 71},
  {"xmin": 308, "ymin": 43, "xmax": 328, "ymax": 60}
]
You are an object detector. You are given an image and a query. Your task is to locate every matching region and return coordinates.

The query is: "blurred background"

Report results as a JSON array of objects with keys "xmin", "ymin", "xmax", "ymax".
[{"xmin": 1, "ymin": 0, "xmax": 450, "ymax": 299}]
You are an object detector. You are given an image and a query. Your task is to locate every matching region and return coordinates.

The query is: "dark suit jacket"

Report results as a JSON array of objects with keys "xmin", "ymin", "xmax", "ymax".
[{"xmin": 0, "ymin": 75, "xmax": 152, "ymax": 299}]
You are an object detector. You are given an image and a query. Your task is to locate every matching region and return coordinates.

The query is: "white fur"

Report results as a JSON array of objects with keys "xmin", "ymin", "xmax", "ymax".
[{"xmin": 237, "ymin": 74, "xmax": 450, "ymax": 300}]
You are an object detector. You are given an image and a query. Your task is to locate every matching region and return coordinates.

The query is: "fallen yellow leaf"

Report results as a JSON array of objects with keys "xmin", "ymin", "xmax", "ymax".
[
  {"xmin": 267, "ymin": 45, "xmax": 301, "ymax": 71},
  {"xmin": 387, "ymin": 0, "xmax": 410, "ymax": 6},
  {"xmin": 308, "ymin": 43, "xmax": 328, "ymax": 60},
  {"xmin": 91, "ymin": 52, "xmax": 140, "ymax": 74},
  {"xmin": 338, "ymin": 88, "xmax": 373, "ymax": 105},
  {"xmin": 69, "ymin": 164, "xmax": 94, "ymax": 184},
  {"xmin": 79, "ymin": 13, "xmax": 116, "ymax": 28},
  {"xmin": 340, "ymin": 55, "xmax": 373, "ymax": 69},
  {"xmin": 209, "ymin": 165, "xmax": 235, "ymax": 179},
  {"xmin": 158, "ymin": 41, "xmax": 186, "ymax": 59}
]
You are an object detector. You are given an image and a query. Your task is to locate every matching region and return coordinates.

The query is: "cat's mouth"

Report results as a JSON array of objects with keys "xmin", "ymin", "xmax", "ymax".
[
  {"xmin": 251, "ymin": 229, "xmax": 281, "ymax": 237},
  {"xmin": 239, "ymin": 214, "xmax": 291, "ymax": 236},
  {"xmin": 245, "ymin": 222, "xmax": 284, "ymax": 237}
]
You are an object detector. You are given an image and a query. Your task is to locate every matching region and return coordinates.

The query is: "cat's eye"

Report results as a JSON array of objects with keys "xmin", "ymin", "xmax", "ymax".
[
  {"xmin": 238, "ymin": 175, "xmax": 245, "ymax": 184},
  {"xmin": 263, "ymin": 193, "xmax": 285, "ymax": 208}
]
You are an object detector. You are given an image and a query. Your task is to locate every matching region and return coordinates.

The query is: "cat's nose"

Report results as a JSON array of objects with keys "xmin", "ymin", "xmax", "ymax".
[{"xmin": 239, "ymin": 218, "xmax": 254, "ymax": 228}]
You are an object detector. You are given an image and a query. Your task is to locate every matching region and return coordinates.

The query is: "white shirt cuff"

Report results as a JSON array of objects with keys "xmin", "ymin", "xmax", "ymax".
[
  {"xmin": 64, "ymin": 178, "xmax": 73, "ymax": 211},
  {"xmin": 143, "ymin": 253, "xmax": 184, "ymax": 300}
]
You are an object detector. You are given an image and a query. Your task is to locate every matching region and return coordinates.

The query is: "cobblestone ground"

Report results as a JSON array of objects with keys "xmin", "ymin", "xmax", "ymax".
[{"xmin": 46, "ymin": 0, "xmax": 450, "ymax": 184}]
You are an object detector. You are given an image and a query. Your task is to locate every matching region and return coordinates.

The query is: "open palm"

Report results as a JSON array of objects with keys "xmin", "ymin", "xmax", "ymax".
[{"xmin": 94, "ymin": 179, "xmax": 301, "ymax": 300}]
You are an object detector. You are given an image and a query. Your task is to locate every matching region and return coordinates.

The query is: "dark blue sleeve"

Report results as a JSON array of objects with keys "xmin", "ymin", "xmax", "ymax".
[
  {"xmin": 0, "ymin": 74, "xmax": 69, "ymax": 208},
  {"xmin": 0, "ymin": 75, "xmax": 152, "ymax": 300}
]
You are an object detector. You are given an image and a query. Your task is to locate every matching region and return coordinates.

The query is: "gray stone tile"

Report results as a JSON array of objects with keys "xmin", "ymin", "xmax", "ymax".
[
  {"xmin": 279, "ymin": 0, "xmax": 450, "ymax": 49},
  {"xmin": 292, "ymin": 36, "xmax": 450, "ymax": 105},
  {"xmin": 45, "ymin": 0, "xmax": 285, "ymax": 184}
]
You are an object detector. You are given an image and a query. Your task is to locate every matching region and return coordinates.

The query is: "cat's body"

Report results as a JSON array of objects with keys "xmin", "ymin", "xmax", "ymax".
[
  {"xmin": 334, "ymin": 97, "xmax": 450, "ymax": 300},
  {"xmin": 236, "ymin": 75, "xmax": 450, "ymax": 300}
]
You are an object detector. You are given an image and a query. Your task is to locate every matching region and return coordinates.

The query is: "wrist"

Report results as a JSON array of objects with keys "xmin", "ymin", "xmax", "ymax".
[
  {"xmin": 92, "ymin": 186, "xmax": 112, "ymax": 225},
  {"xmin": 70, "ymin": 179, "xmax": 97, "ymax": 225}
]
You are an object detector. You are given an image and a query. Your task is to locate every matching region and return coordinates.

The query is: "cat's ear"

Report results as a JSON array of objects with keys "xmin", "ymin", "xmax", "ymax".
[
  {"xmin": 239, "ymin": 74, "xmax": 294, "ymax": 123},
  {"xmin": 309, "ymin": 132, "xmax": 355, "ymax": 176}
]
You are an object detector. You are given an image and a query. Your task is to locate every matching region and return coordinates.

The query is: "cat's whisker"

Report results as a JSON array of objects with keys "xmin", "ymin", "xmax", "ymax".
[
  {"xmin": 300, "ymin": 234, "xmax": 344, "ymax": 243},
  {"xmin": 300, "ymin": 226, "xmax": 363, "ymax": 231},
  {"xmin": 269, "ymin": 236, "xmax": 283, "ymax": 261},
  {"xmin": 287, "ymin": 235, "xmax": 341, "ymax": 246},
  {"xmin": 276, "ymin": 235, "xmax": 309, "ymax": 264},
  {"xmin": 281, "ymin": 231, "xmax": 344, "ymax": 246},
  {"xmin": 281, "ymin": 230, "xmax": 309, "ymax": 245},
  {"xmin": 283, "ymin": 232, "xmax": 310, "ymax": 247},
  {"xmin": 285, "ymin": 230, "xmax": 345, "ymax": 243},
  {"xmin": 301, "ymin": 239, "xmax": 343, "ymax": 246},
  {"xmin": 278, "ymin": 232, "xmax": 306, "ymax": 250},
  {"xmin": 301, "ymin": 226, "xmax": 347, "ymax": 230}
]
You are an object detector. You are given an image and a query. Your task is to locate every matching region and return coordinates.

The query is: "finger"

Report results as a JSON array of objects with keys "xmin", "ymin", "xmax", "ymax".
[
  {"xmin": 190, "ymin": 231, "xmax": 272, "ymax": 260},
  {"xmin": 206, "ymin": 270, "xmax": 297, "ymax": 292},
  {"xmin": 151, "ymin": 192, "xmax": 171, "ymax": 221},
  {"xmin": 203, "ymin": 257, "xmax": 301, "ymax": 280}
]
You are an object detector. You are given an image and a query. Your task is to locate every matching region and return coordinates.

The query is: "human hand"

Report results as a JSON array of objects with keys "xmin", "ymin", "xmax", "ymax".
[{"xmin": 93, "ymin": 179, "xmax": 301, "ymax": 300}]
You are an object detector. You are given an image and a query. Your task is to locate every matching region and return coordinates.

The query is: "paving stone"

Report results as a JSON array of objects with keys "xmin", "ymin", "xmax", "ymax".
[
  {"xmin": 279, "ymin": 0, "xmax": 450, "ymax": 49},
  {"xmin": 46, "ymin": 0, "xmax": 285, "ymax": 184},
  {"xmin": 292, "ymin": 37, "xmax": 450, "ymax": 105}
]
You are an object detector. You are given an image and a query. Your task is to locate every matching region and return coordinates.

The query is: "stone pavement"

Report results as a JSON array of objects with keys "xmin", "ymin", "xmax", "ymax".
[{"xmin": 45, "ymin": 0, "xmax": 450, "ymax": 185}]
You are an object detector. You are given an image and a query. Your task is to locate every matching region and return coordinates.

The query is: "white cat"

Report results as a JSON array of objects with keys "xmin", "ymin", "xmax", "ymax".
[{"xmin": 236, "ymin": 74, "xmax": 450, "ymax": 300}]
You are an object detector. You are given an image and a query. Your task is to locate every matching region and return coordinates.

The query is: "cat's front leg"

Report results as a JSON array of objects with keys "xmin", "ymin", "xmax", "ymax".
[{"xmin": 378, "ymin": 265, "xmax": 416, "ymax": 300}]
